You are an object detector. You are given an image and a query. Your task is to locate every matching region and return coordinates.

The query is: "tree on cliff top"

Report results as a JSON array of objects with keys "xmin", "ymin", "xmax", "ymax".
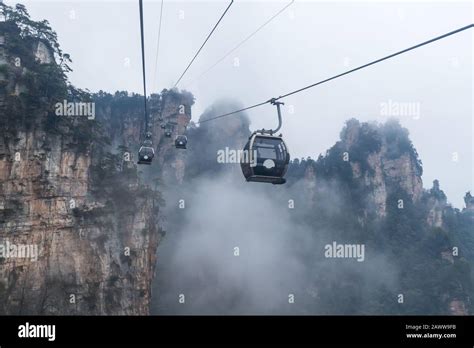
[{"xmin": 1, "ymin": 3, "xmax": 72, "ymax": 74}]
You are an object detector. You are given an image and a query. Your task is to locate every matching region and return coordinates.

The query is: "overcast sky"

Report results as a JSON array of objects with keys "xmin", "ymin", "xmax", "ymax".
[{"xmin": 6, "ymin": 0, "xmax": 472, "ymax": 207}]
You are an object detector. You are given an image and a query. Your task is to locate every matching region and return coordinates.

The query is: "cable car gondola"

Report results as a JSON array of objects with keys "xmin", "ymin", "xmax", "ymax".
[
  {"xmin": 175, "ymin": 135, "xmax": 187, "ymax": 149},
  {"xmin": 137, "ymin": 1, "xmax": 154, "ymax": 166},
  {"xmin": 138, "ymin": 132, "xmax": 155, "ymax": 165},
  {"xmin": 240, "ymin": 99, "xmax": 290, "ymax": 185}
]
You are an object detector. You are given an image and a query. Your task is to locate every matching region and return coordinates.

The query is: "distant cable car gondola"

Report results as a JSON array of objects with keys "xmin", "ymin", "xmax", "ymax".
[
  {"xmin": 137, "ymin": 1, "xmax": 154, "ymax": 166},
  {"xmin": 138, "ymin": 132, "xmax": 155, "ymax": 165},
  {"xmin": 240, "ymin": 99, "xmax": 290, "ymax": 184},
  {"xmin": 175, "ymin": 135, "xmax": 187, "ymax": 149}
]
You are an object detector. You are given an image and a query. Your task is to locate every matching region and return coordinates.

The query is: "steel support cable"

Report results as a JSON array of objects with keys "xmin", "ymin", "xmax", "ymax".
[
  {"xmin": 197, "ymin": 24, "xmax": 473, "ymax": 125},
  {"xmin": 173, "ymin": 0, "xmax": 234, "ymax": 87},
  {"xmin": 153, "ymin": 0, "xmax": 164, "ymax": 93},
  {"xmin": 185, "ymin": 0, "xmax": 295, "ymax": 88},
  {"xmin": 139, "ymin": 0, "xmax": 149, "ymax": 133}
]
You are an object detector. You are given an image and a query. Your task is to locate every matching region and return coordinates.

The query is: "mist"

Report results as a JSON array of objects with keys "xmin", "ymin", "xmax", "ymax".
[
  {"xmin": 151, "ymin": 101, "xmax": 400, "ymax": 315},
  {"xmin": 152, "ymin": 172, "xmax": 400, "ymax": 314}
]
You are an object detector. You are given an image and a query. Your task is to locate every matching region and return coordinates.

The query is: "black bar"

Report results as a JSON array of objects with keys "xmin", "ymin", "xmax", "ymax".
[{"xmin": 0, "ymin": 316, "xmax": 473, "ymax": 346}]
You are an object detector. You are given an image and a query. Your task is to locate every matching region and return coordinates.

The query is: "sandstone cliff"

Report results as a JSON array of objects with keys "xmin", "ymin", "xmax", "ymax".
[{"xmin": 0, "ymin": 7, "xmax": 193, "ymax": 314}]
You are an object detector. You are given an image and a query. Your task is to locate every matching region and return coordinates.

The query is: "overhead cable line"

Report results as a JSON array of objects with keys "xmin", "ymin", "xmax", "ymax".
[
  {"xmin": 197, "ymin": 23, "xmax": 473, "ymax": 125},
  {"xmin": 173, "ymin": 0, "xmax": 234, "ymax": 87},
  {"xmin": 153, "ymin": 0, "xmax": 164, "ymax": 92},
  {"xmin": 185, "ymin": 0, "xmax": 294, "ymax": 88},
  {"xmin": 139, "ymin": 0, "xmax": 149, "ymax": 132}
]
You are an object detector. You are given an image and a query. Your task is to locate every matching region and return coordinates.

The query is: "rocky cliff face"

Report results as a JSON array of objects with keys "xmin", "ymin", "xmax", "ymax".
[
  {"xmin": 425, "ymin": 180, "xmax": 447, "ymax": 228},
  {"xmin": 287, "ymin": 119, "xmax": 473, "ymax": 315},
  {"xmin": 305, "ymin": 119, "xmax": 466, "ymax": 229},
  {"xmin": 292, "ymin": 119, "xmax": 424, "ymax": 222},
  {"xmin": 463, "ymin": 192, "xmax": 474, "ymax": 213},
  {"xmin": 0, "ymin": 11, "xmax": 193, "ymax": 314},
  {"xmin": 340, "ymin": 119, "xmax": 423, "ymax": 218}
]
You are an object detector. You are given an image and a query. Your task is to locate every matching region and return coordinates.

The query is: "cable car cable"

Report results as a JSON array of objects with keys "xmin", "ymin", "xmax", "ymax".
[
  {"xmin": 173, "ymin": 0, "xmax": 234, "ymax": 88},
  {"xmin": 274, "ymin": 23, "xmax": 474, "ymax": 101},
  {"xmin": 137, "ymin": 0, "xmax": 155, "ymax": 165},
  {"xmin": 153, "ymin": 0, "xmax": 164, "ymax": 92},
  {"xmin": 139, "ymin": 0, "xmax": 149, "ymax": 133},
  {"xmin": 197, "ymin": 100, "xmax": 270, "ymax": 125},
  {"xmin": 184, "ymin": 0, "xmax": 294, "ymax": 88},
  {"xmin": 197, "ymin": 23, "xmax": 473, "ymax": 125}
]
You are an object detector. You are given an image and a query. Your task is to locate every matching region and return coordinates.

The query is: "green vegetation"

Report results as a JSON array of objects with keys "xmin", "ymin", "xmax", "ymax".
[
  {"xmin": 0, "ymin": 3, "xmax": 163, "ymax": 240},
  {"xmin": 285, "ymin": 119, "xmax": 473, "ymax": 314}
]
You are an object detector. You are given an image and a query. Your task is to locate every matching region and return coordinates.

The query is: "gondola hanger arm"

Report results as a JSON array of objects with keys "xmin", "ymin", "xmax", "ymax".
[{"xmin": 257, "ymin": 98, "xmax": 284, "ymax": 135}]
